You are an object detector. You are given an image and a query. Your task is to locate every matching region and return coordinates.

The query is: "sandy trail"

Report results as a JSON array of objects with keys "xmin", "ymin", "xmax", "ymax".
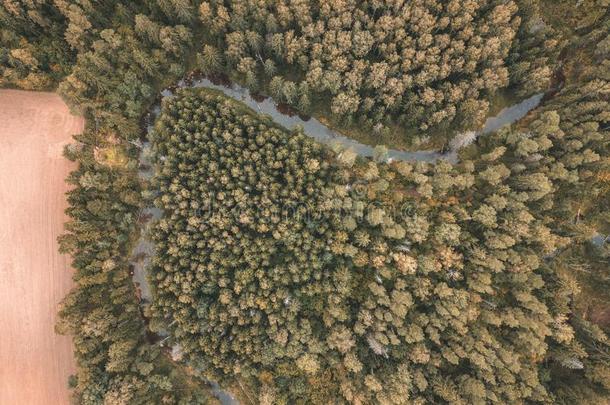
[{"xmin": 0, "ymin": 90, "xmax": 83, "ymax": 405}]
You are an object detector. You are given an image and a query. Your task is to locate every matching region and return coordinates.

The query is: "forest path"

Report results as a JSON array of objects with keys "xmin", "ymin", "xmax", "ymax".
[{"xmin": 0, "ymin": 90, "xmax": 84, "ymax": 405}]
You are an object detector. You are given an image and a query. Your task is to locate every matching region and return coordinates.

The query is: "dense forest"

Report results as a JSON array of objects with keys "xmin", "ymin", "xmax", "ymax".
[{"xmin": 1, "ymin": 0, "xmax": 608, "ymax": 404}]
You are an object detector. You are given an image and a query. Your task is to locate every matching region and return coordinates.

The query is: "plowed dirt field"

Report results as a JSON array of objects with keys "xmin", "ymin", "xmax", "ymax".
[{"xmin": 0, "ymin": 90, "xmax": 83, "ymax": 405}]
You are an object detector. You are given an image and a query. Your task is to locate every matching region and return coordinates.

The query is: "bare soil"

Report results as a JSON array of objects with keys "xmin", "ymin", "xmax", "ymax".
[{"xmin": 0, "ymin": 90, "xmax": 84, "ymax": 405}]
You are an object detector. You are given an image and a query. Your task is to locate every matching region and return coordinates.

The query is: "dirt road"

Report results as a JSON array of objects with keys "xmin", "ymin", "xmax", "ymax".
[{"xmin": 0, "ymin": 90, "xmax": 84, "ymax": 405}]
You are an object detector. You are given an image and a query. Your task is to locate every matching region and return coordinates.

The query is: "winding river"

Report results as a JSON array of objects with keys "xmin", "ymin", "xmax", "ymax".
[
  {"xmin": 131, "ymin": 78, "xmax": 545, "ymax": 405},
  {"xmin": 164, "ymin": 78, "xmax": 544, "ymax": 162}
]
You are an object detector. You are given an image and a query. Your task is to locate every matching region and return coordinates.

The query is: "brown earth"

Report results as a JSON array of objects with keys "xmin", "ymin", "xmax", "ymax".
[{"xmin": 0, "ymin": 90, "xmax": 84, "ymax": 405}]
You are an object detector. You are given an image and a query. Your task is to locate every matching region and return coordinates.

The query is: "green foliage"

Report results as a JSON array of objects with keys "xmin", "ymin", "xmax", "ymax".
[
  {"xmin": 508, "ymin": 0, "xmax": 563, "ymax": 97},
  {"xmin": 0, "ymin": 0, "xmax": 73, "ymax": 89},
  {"xmin": 149, "ymin": 90, "xmax": 342, "ymax": 390}
]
